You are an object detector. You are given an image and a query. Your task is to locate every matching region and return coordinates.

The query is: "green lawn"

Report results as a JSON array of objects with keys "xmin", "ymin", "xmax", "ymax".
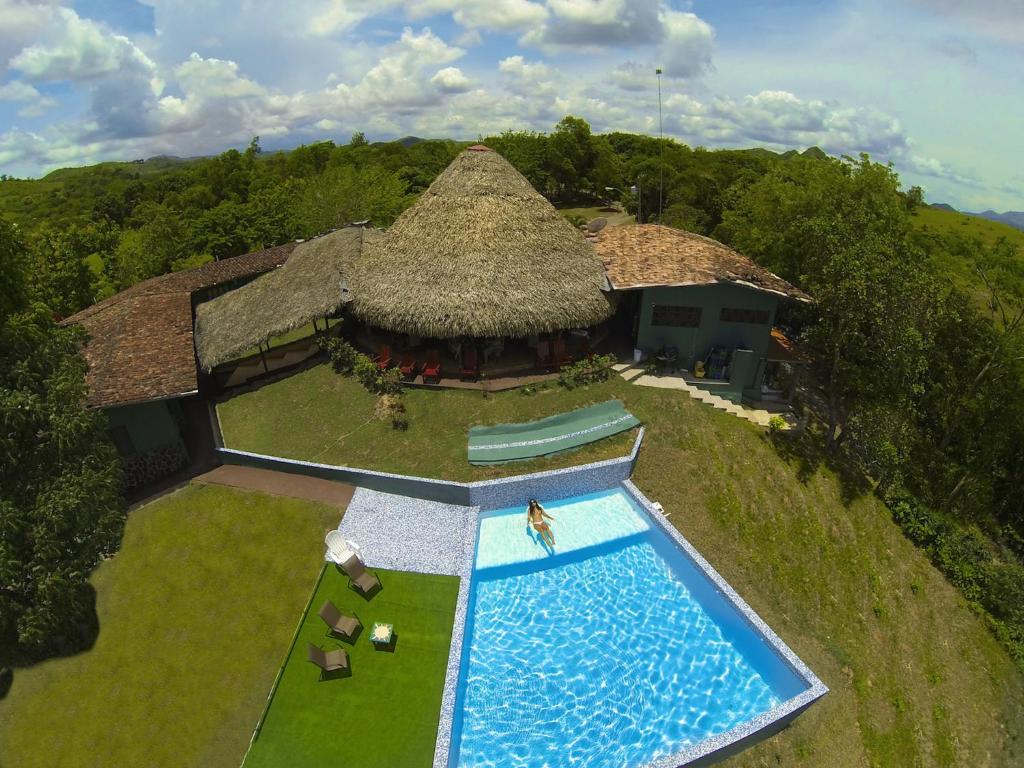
[
  {"xmin": 557, "ymin": 203, "xmax": 635, "ymax": 227},
  {"xmin": 0, "ymin": 484, "xmax": 340, "ymax": 768},
  {"xmin": 217, "ymin": 364, "xmax": 637, "ymax": 481},
  {"xmin": 243, "ymin": 567, "xmax": 460, "ymax": 768},
  {"xmin": 219, "ymin": 365, "xmax": 1024, "ymax": 767}
]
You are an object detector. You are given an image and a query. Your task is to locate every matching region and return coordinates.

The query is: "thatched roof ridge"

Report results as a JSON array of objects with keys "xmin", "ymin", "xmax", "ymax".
[
  {"xmin": 194, "ymin": 227, "xmax": 379, "ymax": 370},
  {"xmin": 595, "ymin": 224, "xmax": 812, "ymax": 302},
  {"xmin": 345, "ymin": 146, "xmax": 614, "ymax": 338}
]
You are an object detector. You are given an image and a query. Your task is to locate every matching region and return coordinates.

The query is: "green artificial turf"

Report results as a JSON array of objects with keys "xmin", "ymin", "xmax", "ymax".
[
  {"xmin": 0, "ymin": 484, "xmax": 340, "ymax": 768},
  {"xmin": 243, "ymin": 567, "xmax": 460, "ymax": 768},
  {"xmin": 219, "ymin": 366, "xmax": 1024, "ymax": 767}
]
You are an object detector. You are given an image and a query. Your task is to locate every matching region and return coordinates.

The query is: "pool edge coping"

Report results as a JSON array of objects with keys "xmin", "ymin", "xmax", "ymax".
[
  {"xmin": 431, "ymin": 470, "xmax": 828, "ymax": 768},
  {"xmin": 620, "ymin": 478, "xmax": 829, "ymax": 768}
]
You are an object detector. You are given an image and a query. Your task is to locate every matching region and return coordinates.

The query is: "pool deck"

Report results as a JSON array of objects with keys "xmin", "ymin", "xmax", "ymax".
[{"xmin": 338, "ymin": 488, "xmax": 479, "ymax": 577}]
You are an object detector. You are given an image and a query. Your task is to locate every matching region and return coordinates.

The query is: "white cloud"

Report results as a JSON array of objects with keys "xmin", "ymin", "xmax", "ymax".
[
  {"xmin": 498, "ymin": 55, "xmax": 555, "ymax": 96},
  {"xmin": 523, "ymin": 0, "xmax": 663, "ymax": 49},
  {"xmin": 415, "ymin": 0, "xmax": 549, "ymax": 31},
  {"xmin": 656, "ymin": 89, "xmax": 910, "ymax": 158},
  {"xmin": 10, "ymin": 7, "xmax": 158, "ymax": 83},
  {"xmin": 660, "ymin": 10, "xmax": 713, "ymax": 79},
  {"xmin": 431, "ymin": 66, "xmax": 472, "ymax": 93},
  {"xmin": 609, "ymin": 61, "xmax": 655, "ymax": 92},
  {"xmin": 320, "ymin": 27, "xmax": 465, "ymax": 113},
  {"xmin": 0, "ymin": 80, "xmax": 42, "ymax": 102},
  {"xmin": 0, "ymin": 79, "xmax": 59, "ymax": 118}
]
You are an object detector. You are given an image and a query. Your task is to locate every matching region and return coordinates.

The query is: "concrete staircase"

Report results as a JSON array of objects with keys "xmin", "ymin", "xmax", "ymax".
[{"xmin": 612, "ymin": 363, "xmax": 794, "ymax": 429}]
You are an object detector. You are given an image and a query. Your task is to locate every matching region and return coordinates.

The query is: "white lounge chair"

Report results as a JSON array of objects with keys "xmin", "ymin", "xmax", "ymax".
[{"xmin": 324, "ymin": 531, "xmax": 361, "ymax": 565}]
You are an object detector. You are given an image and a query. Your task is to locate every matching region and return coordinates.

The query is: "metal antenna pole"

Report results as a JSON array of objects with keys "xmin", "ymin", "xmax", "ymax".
[{"xmin": 656, "ymin": 67, "xmax": 663, "ymax": 223}]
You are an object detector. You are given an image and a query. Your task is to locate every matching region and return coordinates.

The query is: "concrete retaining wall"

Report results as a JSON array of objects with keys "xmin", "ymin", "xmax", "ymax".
[{"xmin": 214, "ymin": 428, "xmax": 645, "ymax": 507}]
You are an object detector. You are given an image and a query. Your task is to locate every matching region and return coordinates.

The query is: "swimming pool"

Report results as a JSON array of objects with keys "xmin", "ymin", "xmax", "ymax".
[{"xmin": 449, "ymin": 487, "xmax": 822, "ymax": 768}]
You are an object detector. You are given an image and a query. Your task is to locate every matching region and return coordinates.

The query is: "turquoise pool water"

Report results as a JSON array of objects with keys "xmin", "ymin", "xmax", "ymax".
[{"xmin": 452, "ymin": 489, "xmax": 808, "ymax": 768}]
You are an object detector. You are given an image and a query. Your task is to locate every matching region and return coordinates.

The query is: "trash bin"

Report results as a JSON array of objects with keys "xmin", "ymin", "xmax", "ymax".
[{"xmin": 633, "ymin": 348, "xmax": 644, "ymax": 364}]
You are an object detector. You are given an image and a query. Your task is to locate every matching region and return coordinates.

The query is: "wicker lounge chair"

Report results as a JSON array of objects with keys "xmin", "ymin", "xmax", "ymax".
[
  {"xmin": 318, "ymin": 600, "xmax": 361, "ymax": 640},
  {"xmin": 341, "ymin": 554, "xmax": 382, "ymax": 596},
  {"xmin": 307, "ymin": 643, "xmax": 350, "ymax": 680}
]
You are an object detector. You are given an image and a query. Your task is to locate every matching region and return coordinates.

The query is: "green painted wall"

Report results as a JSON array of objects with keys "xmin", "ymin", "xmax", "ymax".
[
  {"xmin": 105, "ymin": 400, "xmax": 185, "ymax": 455},
  {"xmin": 635, "ymin": 283, "xmax": 778, "ymax": 396}
]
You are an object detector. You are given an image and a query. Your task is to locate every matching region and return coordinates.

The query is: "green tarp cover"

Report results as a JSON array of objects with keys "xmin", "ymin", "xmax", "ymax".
[{"xmin": 467, "ymin": 399, "xmax": 640, "ymax": 465}]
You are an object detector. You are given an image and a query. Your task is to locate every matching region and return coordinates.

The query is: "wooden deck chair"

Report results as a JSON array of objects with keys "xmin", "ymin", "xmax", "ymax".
[
  {"xmin": 422, "ymin": 350, "xmax": 442, "ymax": 383},
  {"xmin": 373, "ymin": 344, "xmax": 392, "ymax": 370}
]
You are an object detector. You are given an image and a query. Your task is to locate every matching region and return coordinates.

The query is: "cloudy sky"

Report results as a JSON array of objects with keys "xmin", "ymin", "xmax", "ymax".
[{"xmin": 1, "ymin": 0, "xmax": 1021, "ymax": 211}]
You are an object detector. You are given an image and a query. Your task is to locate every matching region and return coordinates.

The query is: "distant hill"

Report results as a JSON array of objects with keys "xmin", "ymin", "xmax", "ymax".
[
  {"xmin": 972, "ymin": 210, "xmax": 1024, "ymax": 232},
  {"xmin": 928, "ymin": 203, "xmax": 1024, "ymax": 232}
]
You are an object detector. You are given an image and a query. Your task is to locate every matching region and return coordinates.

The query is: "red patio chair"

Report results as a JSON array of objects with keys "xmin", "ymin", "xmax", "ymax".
[
  {"xmin": 398, "ymin": 353, "xmax": 418, "ymax": 380},
  {"xmin": 373, "ymin": 344, "xmax": 392, "ymax": 370},
  {"xmin": 536, "ymin": 340, "xmax": 552, "ymax": 370},
  {"xmin": 422, "ymin": 350, "xmax": 442, "ymax": 383},
  {"xmin": 461, "ymin": 345, "xmax": 480, "ymax": 381},
  {"xmin": 552, "ymin": 336, "xmax": 571, "ymax": 368}
]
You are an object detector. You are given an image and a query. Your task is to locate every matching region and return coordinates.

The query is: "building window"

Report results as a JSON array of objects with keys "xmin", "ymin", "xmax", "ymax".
[
  {"xmin": 107, "ymin": 425, "xmax": 136, "ymax": 457},
  {"xmin": 651, "ymin": 304, "xmax": 702, "ymax": 328},
  {"xmin": 720, "ymin": 307, "xmax": 770, "ymax": 324}
]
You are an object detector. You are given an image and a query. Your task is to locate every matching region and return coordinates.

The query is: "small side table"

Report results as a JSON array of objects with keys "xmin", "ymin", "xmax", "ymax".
[{"xmin": 370, "ymin": 622, "xmax": 394, "ymax": 647}]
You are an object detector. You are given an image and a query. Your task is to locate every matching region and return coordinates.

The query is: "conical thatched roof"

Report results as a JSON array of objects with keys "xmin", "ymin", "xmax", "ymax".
[
  {"xmin": 345, "ymin": 146, "xmax": 614, "ymax": 339},
  {"xmin": 194, "ymin": 227, "xmax": 380, "ymax": 370}
]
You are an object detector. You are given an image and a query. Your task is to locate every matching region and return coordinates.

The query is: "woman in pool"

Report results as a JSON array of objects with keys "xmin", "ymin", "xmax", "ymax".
[{"xmin": 527, "ymin": 499, "xmax": 556, "ymax": 548}]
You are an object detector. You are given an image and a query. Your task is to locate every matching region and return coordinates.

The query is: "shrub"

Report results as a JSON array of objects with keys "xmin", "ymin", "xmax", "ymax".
[
  {"xmin": 376, "ymin": 367, "xmax": 403, "ymax": 396},
  {"xmin": 353, "ymin": 355, "xmax": 380, "ymax": 390},
  {"xmin": 882, "ymin": 486, "xmax": 1024, "ymax": 669},
  {"xmin": 318, "ymin": 336, "xmax": 359, "ymax": 374},
  {"xmin": 558, "ymin": 353, "xmax": 615, "ymax": 389},
  {"xmin": 767, "ymin": 415, "xmax": 787, "ymax": 432}
]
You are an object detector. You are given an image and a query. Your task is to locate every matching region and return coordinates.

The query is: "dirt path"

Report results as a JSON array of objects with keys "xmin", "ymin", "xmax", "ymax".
[{"xmin": 194, "ymin": 465, "xmax": 355, "ymax": 508}]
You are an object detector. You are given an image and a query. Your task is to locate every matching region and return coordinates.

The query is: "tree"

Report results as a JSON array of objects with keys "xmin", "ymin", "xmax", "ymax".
[
  {"xmin": 350, "ymin": 131, "xmax": 367, "ymax": 148},
  {"xmin": 548, "ymin": 115, "xmax": 597, "ymax": 200},
  {"xmin": 297, "ymin": 165, "xmax": 409, "ymax": 235},
  {"xmin": 723, "ymin": 155, "xmax": 934, "ymax": 457},
  {"xmin": 28, "ymin": 229, "xmax": 95, "ymax": 318},
  {"xmin": 0, "ymin": 219, "xmax": 124, "ymax": 664},
  {"xmin": 0, "ymin": 219, "xmax": 28, "ymax": 320}
]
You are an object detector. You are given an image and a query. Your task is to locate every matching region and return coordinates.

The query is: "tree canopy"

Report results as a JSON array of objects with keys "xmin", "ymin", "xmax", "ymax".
[{"xmin": 0, "ymin": 219, "xmax": 124, "ymax": 667}]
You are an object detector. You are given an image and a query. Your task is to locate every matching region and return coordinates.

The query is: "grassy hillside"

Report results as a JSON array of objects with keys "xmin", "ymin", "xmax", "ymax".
[
  {"xmin": 913, "ymin": 206, "xmax": 1024, "ymax": 307},
  {"xmin": 915, "ymin": 206, "xmax": 1024, "ymax": 249},
  {"xmin": 219, "ymin": 367, "xmax": 1024, "ymax": 767}
]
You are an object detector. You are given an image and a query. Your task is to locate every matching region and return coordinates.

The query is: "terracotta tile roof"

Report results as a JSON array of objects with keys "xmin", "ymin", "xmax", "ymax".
[
  {"xmin": 593, "ymin": 224, "xmax": 812, "ymax": 302},
  {"xmin": 63, "ymin": 243, "xmax": 296, "ymax": 408},
  {"xmin": 767, "ymin": 327, "xmax": 812, "ymax": 363}
]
